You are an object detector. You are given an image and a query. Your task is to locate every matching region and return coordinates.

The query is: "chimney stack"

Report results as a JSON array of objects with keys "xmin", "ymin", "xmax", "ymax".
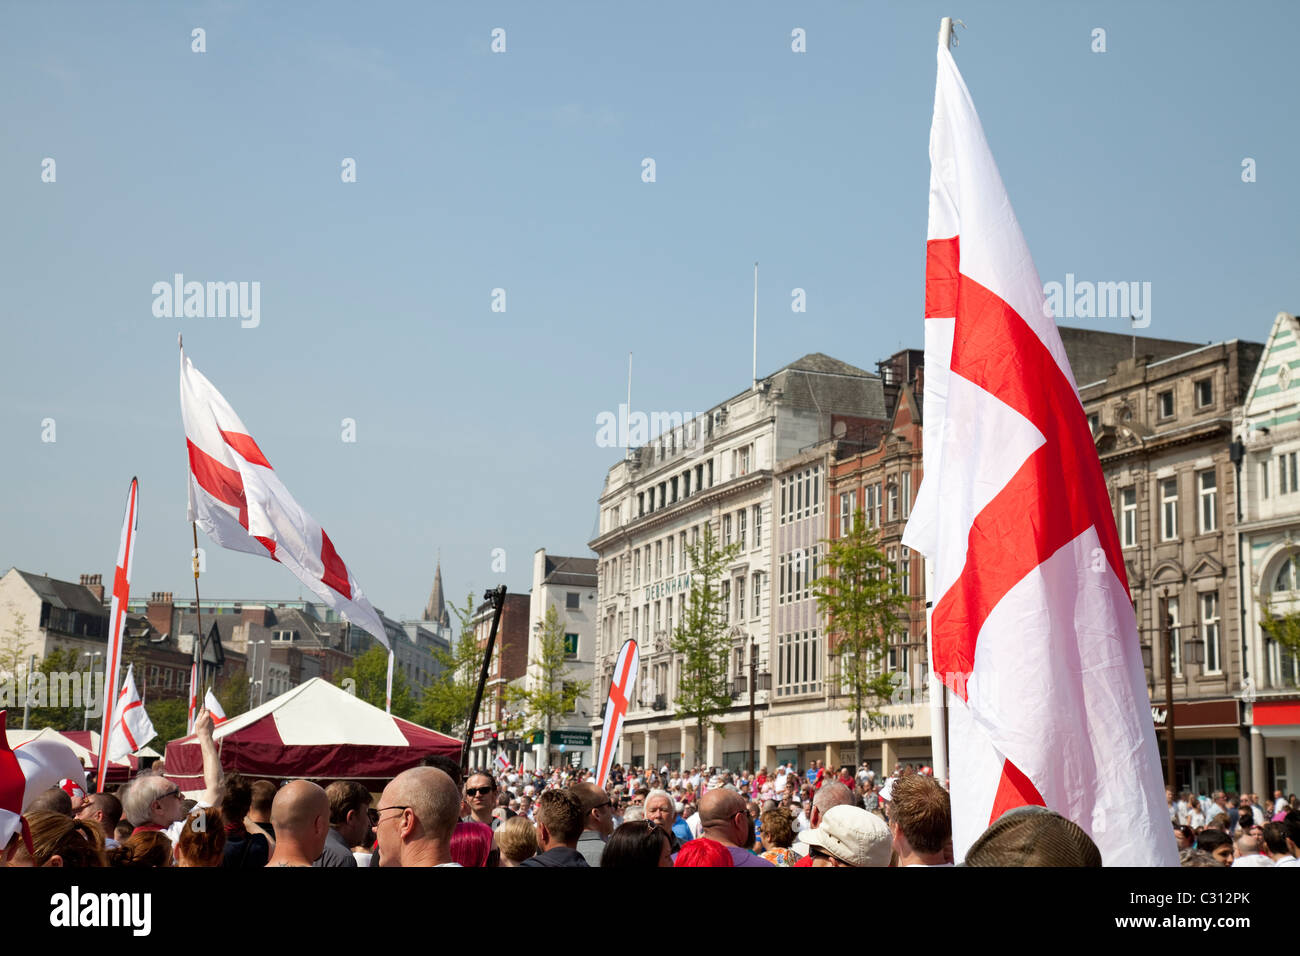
[
  {"xmin": 146, "ymin": 591, "xmax": 174, "ymax": 637},
  {"xmin": 80, "ymin": 573, "xmax": 105, "ymax": 603}
]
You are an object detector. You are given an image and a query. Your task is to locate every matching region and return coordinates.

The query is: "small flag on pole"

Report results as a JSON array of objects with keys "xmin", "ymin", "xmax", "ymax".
[
  {"xmin": 96, "ymin": 478, "xmax": 138, "ymax": 793},
  {"xmin": 204, "ymin": 688, "xmax": 227, "ymax": 724},
  {"xmin": 495, "ymin": 753, "xmax": 511, "ymax": 773},
  {"xmin": 106, "ymin": 665, "xmax": 157, "ymax": 762}
]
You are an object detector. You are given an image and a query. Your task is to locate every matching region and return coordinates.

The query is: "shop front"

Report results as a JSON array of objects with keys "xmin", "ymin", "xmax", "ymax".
[
  {"xmin": 1247, "ymin": 697, "xmax": 1300, "ymax": 795},
  {"xmin": 1151, "ymin": 699, "xmax": 1243, "ymax": 794}
]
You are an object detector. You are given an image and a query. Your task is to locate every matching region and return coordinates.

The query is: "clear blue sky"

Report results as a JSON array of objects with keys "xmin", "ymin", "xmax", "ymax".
[{"xmin": 1, "ymin": 1, "xmax": 1295, "ymax": 621}]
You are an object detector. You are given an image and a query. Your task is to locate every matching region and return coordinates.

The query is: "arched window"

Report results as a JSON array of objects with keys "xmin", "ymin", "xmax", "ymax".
[{"xmin": 1273, "ymin": 555, "xmax": 1299, "ymax": 593}]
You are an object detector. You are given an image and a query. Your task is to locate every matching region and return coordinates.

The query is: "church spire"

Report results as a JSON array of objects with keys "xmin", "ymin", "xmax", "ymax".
[{"xmin": 424, "ymin": 559, "xmax": 449, "ymax": 629}]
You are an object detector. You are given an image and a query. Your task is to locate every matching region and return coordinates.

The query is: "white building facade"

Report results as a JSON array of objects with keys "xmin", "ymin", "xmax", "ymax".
[
  {"xmin": 525, "ymin": 549, "xmax": 598, "ymax": 770},
  {"xmin": 1236, "ymin": 311, "xmax": 1300, "ymax": 797},
  {"xmin": 589, "ymin": 354, "xmax": 886, "ymax": 771}
]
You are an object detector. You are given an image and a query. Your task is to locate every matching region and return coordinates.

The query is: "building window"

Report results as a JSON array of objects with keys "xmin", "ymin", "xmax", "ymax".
[
  {"xmin": 1274, "ymin": 556, "xmax": 1298, "ymax": 593},
  {"xmin": 1202, "ymin": 592, "xmax": 1221, "ymax": 675},
  {"xmin": 776, "ymin": 629, "xmax": 820, "ymax": 697},
  {"xmin": 752, "ymin": 505, "xmax": 762, "ymax": 549},
  {"xmin": 1121, "ymin": 487, "xmax": 1137, "ymax": 548},
  {"xmin": 1261, "ymin": 460, "xmax": 1271, "ymax": 500},
  {"xmin": 902, "ymin": 473, "xmax": 912, "ymax": 518},
  {"xmin": 1088, "ymin": 413, "xmax": 1100, "ymax": 432},
  {"xmin": 737, "ymin": 509, "xmax": 747, "ymax": 551},
  {"xmin": 1194, "ymin": 379, "xmax": 1213, "ymax": 408},
  {"xmin": 721, "ymin": 580, "xmax": 731, "ymax": 622},
  {"xmin": 1167, "ymin": 599, "xmax": 1182, "ymax": 677},
  {"xmin": 778, "ymin": 555, "xmax": 786, "ymax": 605},
  {"xmin": 735, "ymin": 576, "xmax": 745, "ymax": 621},
  {"xmin": 655, "ymin": 541, "xmax": 663, "ymax": 578},
  {"xmin": 1160, "ymin": 478, "xmax": 1178, "ymax": 541},
  {"xmin": 1282, "ymin": 452, "xmax": 1299, "ymax": 494},
  {"xmin": 752, "ymin": 572, "xmax": 761, "ymax": 618},
  {"xmin": 274, "ymin": 629, "xmax": 295, "ymax": 642},
  {"xmin": 667, "ymin": 537, "xmax": 675, "ymax": 575},
  {"xmin": 722, "ymin": 514, "xmax": 732, "ymax": 547},
  {"xmin": 566, "ymin": 592, "xmax": 580, "ymax": 610},
  {"xmin": 900, "ymin": 546, "xmax": 911, "ymax": 596},
  {"xmin": 633, "ymin": 551, "xmax": 641, "ymax": 586},
  {"xmin": 680, "ymin": 531, "xmax": 688, "ymax": 571},
  {"xmin": 563, "ymin": 633, "xmax": 579, "ymax": 659},
  {"xmin": 1158, "ymin": 390, "xmax": 1174, "ymax": 419},
  {"xmin": 1197, "ymin": 470, "xmax": 1217, "ymax": 534},
  {"xmin": 866, "ymin": 483, "xmax": 881, "ymax": 527},
  {"xmin": 735, "ymin": 444, "xmax": 752, "ymax": 477},
  {"xmin": 888, "ymin": 483, "xmax": 899, "ymax": 522},
  {"xmin": 840, "ymin": 492, "xmax": 853, "ymax": 535}
]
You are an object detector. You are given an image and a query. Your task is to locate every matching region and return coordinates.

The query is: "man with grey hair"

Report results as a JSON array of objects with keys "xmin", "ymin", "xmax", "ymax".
[
  {"xmin": 122, "ymin": 708, "xmax": 222, "ymax": 845},
  {"xmin": 375, "ymin": 766, "xmax": 462, "ymax": 867},
  {"xmin": 791, "ymin": 781, "xmax": 856, "ymax": 862}
]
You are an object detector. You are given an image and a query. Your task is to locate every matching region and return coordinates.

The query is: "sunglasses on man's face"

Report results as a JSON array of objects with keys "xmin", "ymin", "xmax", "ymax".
[{"xmin": 465, "ymin": 786, "xmax": 495, "ymax": 797}]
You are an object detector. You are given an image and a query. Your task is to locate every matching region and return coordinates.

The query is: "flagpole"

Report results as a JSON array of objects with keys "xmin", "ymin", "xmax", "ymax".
[
  {"xmin": 385, "ymin": 649, "xmax": 395, "ymax": 714},
  {"xmin": 924, "ymin": 558, "xmax": 948, "ymax": 786},
  {"xmin": 752, "ymin": 262, "xmax": 758, "ymax": 389},
  {"xmin": 191, "ymin": 520, "xmax": 207, "ymax": 723},
  {"xmin": 462, "ymin": 586, "xmax": 508, "ymax": 773}
]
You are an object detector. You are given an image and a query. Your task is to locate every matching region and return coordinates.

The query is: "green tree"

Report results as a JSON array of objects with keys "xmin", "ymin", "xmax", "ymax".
[
  {"xmin": 1259, "ymin": 591, "xmax": 1300, "ymax": 687},
  {"xmin": 26, "ymin": 648, "xmax": 92, "ymax": 731},
  {"xmin": 213, "ymin": 663, "xmax": 250, "ymax": 718},
  {"xmin": 145, "ymin": 697, "xmax": 189, "ymax": 746},
  {"xmin": 335, "ymin": 645, "xmax": 416, "ymax": 719},
  {"xmin": 672, "ymin": 521, "xmax": 742, "ymax": 765},
  {"xmin": 417, "ymin": 592, "xmax": 485, "ymax": 736},
  {"xmin": 812, "ymin": 509, "xmax": 908, "ymax": 768},
  {"xmin": 505, "ymin": 604, "xmax": 590, "ymax": 763},
  {"xmin": 0, "ymin": 609, "xmax": 35, "ymax": 683}
]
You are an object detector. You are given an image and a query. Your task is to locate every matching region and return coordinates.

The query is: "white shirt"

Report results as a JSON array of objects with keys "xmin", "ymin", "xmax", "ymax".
[
  {"xmin": 686, "ymin": 812, "xmax": 703, "ymax": 839},
  {"xmin": 1274, "ymin": 856, "xmax": 1300, "ymax": 867},
  {"xmin": 1275, "ymin": 796, "xmax": 1289, "ymax": 815}
]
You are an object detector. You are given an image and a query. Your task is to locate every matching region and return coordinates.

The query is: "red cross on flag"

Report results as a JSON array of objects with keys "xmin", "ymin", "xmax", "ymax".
[
  {"xmin": 594, "ymin": 639, "xmax": 639, "ymax": 788},
  {"xmin": 180, "ymin": 342, "xmax": 389, "ymax": 649},
  {"xmin": 186, "ymin": 662, "xmax": 198, "ymax": 735},
  {"xmin": 106, "ymin": 665, "xmax": 157, "ymax": 762},
  {"xmin": 204, "ymin": 688, "xmax": 227, "ymax": 724},
  {"xmin": 901, "ymin": 27, "xmax": 1176, "ymax": 866}
]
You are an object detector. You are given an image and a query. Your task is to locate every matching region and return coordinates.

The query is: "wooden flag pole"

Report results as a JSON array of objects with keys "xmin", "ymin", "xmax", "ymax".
[{"xmin": 192, "ymin": 521, "xmax": 206, "ymax": 712}]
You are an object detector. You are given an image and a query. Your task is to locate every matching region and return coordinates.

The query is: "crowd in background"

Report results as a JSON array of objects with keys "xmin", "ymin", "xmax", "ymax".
[{"xmin": 5, "ymin": 716, "xmax": 1299, "ymax": 868}]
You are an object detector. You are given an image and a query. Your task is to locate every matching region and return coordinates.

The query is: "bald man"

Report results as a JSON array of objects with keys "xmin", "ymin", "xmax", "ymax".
[
  {"xmin": 375, "ymin": 767, "xmax": 462, "ymax": 867},
  {"xmin": 266, "ymin": 781, "xmax": 331, "ymax": 867},
  {"xmin": 687, "ymin": 788, "xmax": 773, "ymax": 867}
]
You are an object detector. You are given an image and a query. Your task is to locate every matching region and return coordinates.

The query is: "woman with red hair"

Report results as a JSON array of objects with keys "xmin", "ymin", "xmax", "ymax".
[{"xmin": 450, "ymin": 820, "xmax": 496, "ymax": 867}]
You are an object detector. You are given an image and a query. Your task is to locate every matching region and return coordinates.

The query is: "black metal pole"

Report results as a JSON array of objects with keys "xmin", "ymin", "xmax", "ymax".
[
  {"xmin": 748, "ymin": 654, "xmax": 756, "ymax": 775},
  {"xmin": 1164, "ymin": 602, "xmax": 1177, "ymax": 791},
  {"xmin": 462, "ymin": 586, "xmax": 507, "ymax": 774}
]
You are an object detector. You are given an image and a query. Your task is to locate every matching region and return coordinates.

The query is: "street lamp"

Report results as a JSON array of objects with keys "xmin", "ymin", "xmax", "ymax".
[
  {"xmin": 81, "ymin": 652, "xmax": 102, "ymax": 731},
  {"xmin": 746, "ymin": 644, "xmax": 771, "ymax": 775},
  {"xmin": 248, "ymin": 640, "xmax": 267, "ymax": 707},
  {"xmin": 1139, "ymin": 587, "xmax": 1201, "ymax": 791}
]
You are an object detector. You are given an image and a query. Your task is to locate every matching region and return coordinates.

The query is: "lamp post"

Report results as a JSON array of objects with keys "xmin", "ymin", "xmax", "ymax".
[
  {"xmin": 81, "ymin": 652, "xmax": 102, "ymax": 731},
  {"xmin": 248, "ymin": 640, "xmax": 267, "ymax": 707},
  {"xmin": 1140, "ymin": 587, "xmax": 1202, "ymax": 791},
  {"xmin": 747, "ymin": 644, "xmax": 771, "ymax": 775}
]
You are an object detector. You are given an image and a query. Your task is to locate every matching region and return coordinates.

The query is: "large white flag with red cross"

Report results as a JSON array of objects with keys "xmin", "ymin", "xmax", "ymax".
[
  {"xmin": 180, "ymin": 343, "xmax": 389, "ymax": 648},
  {"xmin": 594, "ymin": 639, "xmax": 639, "ymax": 788},
  {"xmin": 902, "ymin": 33, "xmax": 1176, "ymax": 866}
]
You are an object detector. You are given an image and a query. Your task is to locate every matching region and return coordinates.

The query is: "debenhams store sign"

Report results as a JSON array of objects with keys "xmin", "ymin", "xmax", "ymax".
[{"xmin": 645, "ymin": 574, "xmax": 692, "ymax": 602}]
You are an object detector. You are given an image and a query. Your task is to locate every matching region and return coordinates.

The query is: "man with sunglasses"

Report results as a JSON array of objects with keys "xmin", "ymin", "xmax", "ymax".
[
  {"xmin": 121, "ymin": 708, "xmax": 221, "ymax": 844},
  {"xmin": 464, "ymin": 772, "xmax": 503, "ymax": 831},
  {"xmin": 573, "ymin": 782, "xmax": 616, "ymax": 866},
  {"xmin": 374, "ymin": 767, "xmax": 462, "ymax": 867}
]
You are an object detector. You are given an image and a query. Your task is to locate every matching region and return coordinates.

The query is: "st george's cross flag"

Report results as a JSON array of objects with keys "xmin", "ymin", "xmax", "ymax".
[
  {"xmin": 180, "ymin": 343, "xmax": 389, "ymax": 648},
  {"xmin": 594, "ymin": 639, "xmax": 639, "ymax": 789},
  {"xmin": 901, "ymin": 33, "xmax": 1177, "ymax": 866},
  {"xmin": 96, "ymin": 477, "xmax": 138, "ymax": 793},
  {"xmin": 204, "ymin": 688, "xmax": 227, "ymax": 724},
  {"xmin": 106, "ymin": 665, "xmax": 157, "ymax": 762}
]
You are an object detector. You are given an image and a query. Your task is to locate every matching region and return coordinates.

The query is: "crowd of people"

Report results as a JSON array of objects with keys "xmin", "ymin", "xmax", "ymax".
[
  {"xmin": 1166, "ymin": 787, "xmax": 1300, "ymax": 867},
  {"xmin": 5, "ymin": 713, "xmax": 1299, "ymax": 867}
]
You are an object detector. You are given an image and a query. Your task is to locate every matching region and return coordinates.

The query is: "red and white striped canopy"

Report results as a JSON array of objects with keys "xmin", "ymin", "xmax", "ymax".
[{"xmin": 163, "ymin": 678, "xmax": 459, "ymax": 787}]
